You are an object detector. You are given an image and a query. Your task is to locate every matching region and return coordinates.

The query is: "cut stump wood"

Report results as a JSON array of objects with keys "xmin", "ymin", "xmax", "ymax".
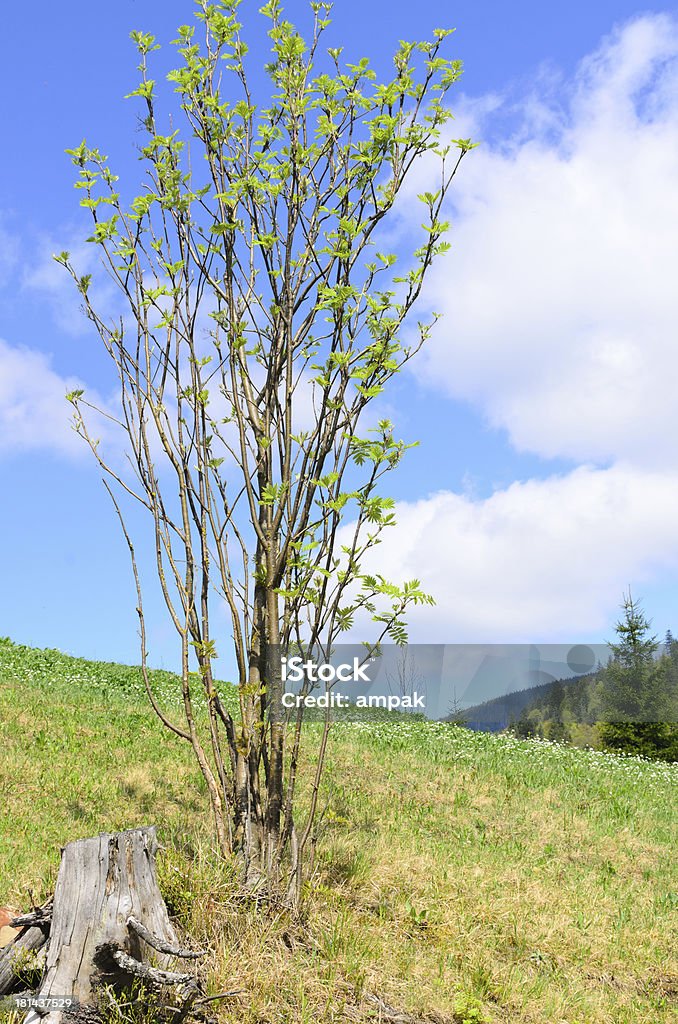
[{"xmin": 25, "ymin": 826, "xmax": 197, "ymax": 1024}]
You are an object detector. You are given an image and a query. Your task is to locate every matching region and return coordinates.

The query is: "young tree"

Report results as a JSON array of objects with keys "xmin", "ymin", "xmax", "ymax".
[{"xmin": 58, "ymin": 0, "xmax": 471, "ymax": 897}]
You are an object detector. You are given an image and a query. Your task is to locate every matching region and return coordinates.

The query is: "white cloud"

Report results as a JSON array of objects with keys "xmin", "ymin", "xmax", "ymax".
[
  {"xmin": 0, "ymin": 338, "xmax": 111, "ymax": 458},
  {"xmin": 349, "ymin": 15, "xmax": 678, "ymax": 639},
  {"xmin": 354, "ymin": 464, "xmax": 678, "ymax": 642},
  {"xmin": 23, "ymin": 235, "xmax": 122, "ymax": 338},
  {"xmin": 412, "ymin": 14, "xmax": 678, "ymax": 468}
]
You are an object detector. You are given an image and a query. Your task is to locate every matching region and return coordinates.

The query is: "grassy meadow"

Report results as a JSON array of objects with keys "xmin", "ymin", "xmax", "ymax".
[{"xmin": 0, "ymin": 637, "xmax": 676, "ymax": 1023}]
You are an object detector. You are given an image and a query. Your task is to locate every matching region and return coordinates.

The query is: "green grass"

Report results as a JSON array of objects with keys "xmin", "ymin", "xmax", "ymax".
[{"xmin": 1, "ymin": 637, "xmax": 677, "ymax": 1023}]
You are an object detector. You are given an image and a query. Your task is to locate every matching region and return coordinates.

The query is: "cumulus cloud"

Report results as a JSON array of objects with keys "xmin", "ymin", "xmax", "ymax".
[
  {"xmin": 353, "ymin": 464, "xmax": 678, "ymax": 642},
  {"xmin": 0, "ymin": 338, "xmax": 111, "ymax": 458},
  {"xmin": 344, "ymin": 14, "xmax": 678, "ymax": 638},
  {"xmin": 23, "ymin": 236, "xmax": 122, "ymax": 337},
  {"xmin": 412, "ymin": 13, "xmax": 678, "ymax": 468}
]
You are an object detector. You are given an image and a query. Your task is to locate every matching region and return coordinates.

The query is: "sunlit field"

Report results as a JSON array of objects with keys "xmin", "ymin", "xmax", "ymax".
[{"xmin": 1, "ymin": 638, "xmax": 676, "ymax": 1023}]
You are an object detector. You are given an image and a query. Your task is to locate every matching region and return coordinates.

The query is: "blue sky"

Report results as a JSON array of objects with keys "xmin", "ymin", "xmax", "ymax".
[{"xmin": 1, "ymin": 0, "xmax": 678, "ymax": 668}]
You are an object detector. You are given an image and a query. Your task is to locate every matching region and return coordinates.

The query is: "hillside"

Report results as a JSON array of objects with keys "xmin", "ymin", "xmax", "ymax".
[
  {"xmin": 1, "ymin": 637, "xmax": 677, "ymax": 1023},
  {"xmin": 447, "ymin": 672, "xmax": 594, "ymax": 732}
]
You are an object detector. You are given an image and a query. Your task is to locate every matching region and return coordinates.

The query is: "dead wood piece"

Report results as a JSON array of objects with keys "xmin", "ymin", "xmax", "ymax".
[
  {"xmin": 127, "ymin": 916, "xmax": 207, "ymax": 959},
  {"xmin": 342, "ymin": 995, "xmax": 438, "ymax": 1024},
  {"xmin": 194, "ymin": 990, "xmax": 244, "ymax": 1005},
  {"xmin": 10, "ymin": 902, "xmax": 53, "ymax": 931},
  {"xmin": 0, "ymin": 926, "xmax": 47, "ymax": 997},
  {"xmin": 106, "ymin": 946, "xmax": 196, "ymax": 989},
  {"xmin": 170, "ymin": 983, "xmax": 201, "ymax": 1024}
]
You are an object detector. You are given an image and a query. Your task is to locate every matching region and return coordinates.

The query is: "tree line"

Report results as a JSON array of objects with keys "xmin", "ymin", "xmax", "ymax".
[{"xmin": 511, "ymin": 593, "xmax": 678, "ymax": 761}]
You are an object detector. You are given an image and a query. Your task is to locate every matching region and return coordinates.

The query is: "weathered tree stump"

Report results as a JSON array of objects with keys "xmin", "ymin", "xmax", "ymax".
[{"xmin": 4, "ymin": 827, "xmax": 205, "ymax": 1024}]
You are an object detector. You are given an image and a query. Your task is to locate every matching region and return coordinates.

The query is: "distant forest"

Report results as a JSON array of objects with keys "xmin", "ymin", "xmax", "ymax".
[{"xmin": 454, "ymin": 601, "xmax": 678, "ymax": 761}]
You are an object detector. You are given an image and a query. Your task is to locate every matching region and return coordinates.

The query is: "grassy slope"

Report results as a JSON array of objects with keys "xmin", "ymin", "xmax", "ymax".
[{"xmin": 1, "ymin": 637, "xmax": 676, "ymax": 1024}]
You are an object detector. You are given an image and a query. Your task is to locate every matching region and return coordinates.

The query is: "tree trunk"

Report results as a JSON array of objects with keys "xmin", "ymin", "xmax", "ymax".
[{"xmin": 7, "ymin": 827, "xmax": 203, "ymax": 1024}]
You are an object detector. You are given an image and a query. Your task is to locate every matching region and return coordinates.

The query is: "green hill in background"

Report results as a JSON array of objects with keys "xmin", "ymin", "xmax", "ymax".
[{"xmin": 1, "ymin": 638, "xmax": 676, "ymax": 1023}]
